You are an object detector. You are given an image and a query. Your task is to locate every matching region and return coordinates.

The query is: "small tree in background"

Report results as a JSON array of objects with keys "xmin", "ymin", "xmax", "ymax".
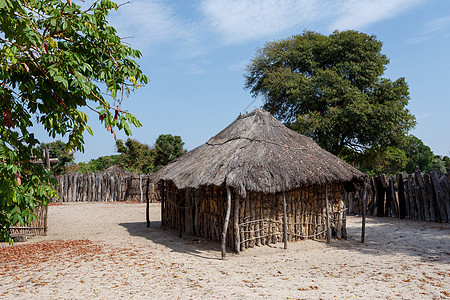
[
  {"xmin": 430, "ymin": 155, "xmax": 450, "ymax": 175},
  {"xmin": 38, "ymin": 140, "xmax": 74, "ymax": 175},
  {"xmin": 153, "ymin": 134, "xmax": 187, "ymax": 171},
  {"xmin": 401, "ymin": 135, "xmax": 434, "ymax": 173},
  {"xmin": 69, "ymin": 155, "xmax": 120, "ymax": 173},
  {"xmin": 116, "ymin": 139, "xmax": 154, "ymax": 174}
]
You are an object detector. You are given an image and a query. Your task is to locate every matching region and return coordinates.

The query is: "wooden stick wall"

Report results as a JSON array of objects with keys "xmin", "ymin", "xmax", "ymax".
[
  {"xmin": 348, "ymin": 169, "xmax": 449, "ymax": 223},
  {"xmin": 161, "ymin": 181, "xmax": 347, "ymax": 252},
  {"xmin": 53, "ymin": 173, "xmax": 158, "ymax": 203}
]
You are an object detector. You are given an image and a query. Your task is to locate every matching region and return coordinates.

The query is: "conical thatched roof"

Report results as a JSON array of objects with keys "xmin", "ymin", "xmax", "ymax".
[{"xmin": 153, "ymin": 109, "xmax": 366, "ymax": 196}]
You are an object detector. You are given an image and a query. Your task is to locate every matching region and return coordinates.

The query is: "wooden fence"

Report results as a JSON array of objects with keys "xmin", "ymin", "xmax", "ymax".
[
  {"xmin": 53, "ymin": 172, "xmax": 158, "ymax": 203},
  {"xmin": 8, "ymin": 148, "xmax": 52, "ymax": 238},
  {"xmin": 348, "ymin": 169, "xmax": 449, "ymax": 223},
  {"xmin": 8, "ymin": 205, "xmax": 48, "ymax": 237}
]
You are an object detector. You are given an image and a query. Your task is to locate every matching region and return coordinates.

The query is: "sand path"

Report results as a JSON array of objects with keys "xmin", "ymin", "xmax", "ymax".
[{"xmin": 1, "ymin": 202, "xmax": 449, "ymax": 299}]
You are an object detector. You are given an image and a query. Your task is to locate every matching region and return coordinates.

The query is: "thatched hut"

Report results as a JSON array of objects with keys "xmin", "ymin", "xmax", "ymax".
[
  {"xmin": 105, "ymin": 165, "xmax": 132, "ymax": 177},
  {"xmin": 153, "ymin": 109, "xmax": 366, "ymax": 257}
]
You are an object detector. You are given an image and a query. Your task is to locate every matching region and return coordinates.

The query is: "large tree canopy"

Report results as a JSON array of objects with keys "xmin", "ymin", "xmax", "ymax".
[
  {"xmin": 245, "ymin": 30, "xmax": 416, "ymax": 157},
  {"xmin": 0, "ymin": 0, "xmax": 148, "ymax": 243}
]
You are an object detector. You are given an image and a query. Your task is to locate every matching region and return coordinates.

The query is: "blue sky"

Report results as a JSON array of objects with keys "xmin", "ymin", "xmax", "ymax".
[{"xmin": 43, "ymin": 0, "xmax": 450, "ymax": 162}]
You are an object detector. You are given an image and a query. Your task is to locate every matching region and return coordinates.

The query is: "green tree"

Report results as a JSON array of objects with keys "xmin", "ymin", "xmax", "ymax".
[
  {"xmin": 69, "ymin": 154, "xmax": 120, "ymax": 173},
  {"xmin": 340, "ymin": 146, "xmax": 407, "ymax": 176},
  {"xmin": 38, "ymin": 140, "xmax": 74, "ymax": 175},
  {"xmin": 154, "ymin": 134, "xmax": 186, "ymax": 170},
  {"xmin": 401, "ymin": 135, "xmax": 434, "ymax": 173},
  {"xmin": 0, "ymin": 0, "xmax": 148, "ymax": 243},
  {"xmin": 430, "ymin": 155, "xmax": 448, "ymax": 175},
  {"xmin": 116, "ymin": 139, "xmax": 154, "ymax": 174},
  {"xmin": 245, "ymin": 30, "xmax": 416, "ymax": 158}
]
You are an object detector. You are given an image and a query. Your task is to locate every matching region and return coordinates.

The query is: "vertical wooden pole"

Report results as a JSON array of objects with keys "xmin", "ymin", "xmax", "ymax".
[
  {"xmin": 139, "ymin": 175, "xmax": 143, "ymax": 203},
  {"xmin": 389, "ymin": 176, "xmax": 399, "ymax": 218},
  {"xmin": 234, "ymin": 194, "xmax": 240, "ymax": 253},
  {"xmin": 397, "ymin": 173, "xmax": 406, "ymax": 219},
  {"xmin": 44, "ymin": 205, "xmax": 48, "ymax": 235},
  {"xmin": 178, "ymin": 193, "xmax": 183, "ymax": 238},
  {"xmin": 44, "ymin": 148, "xmax": 50, "ymax": 170},
  {"xmin": 441, "ymin": 175, "xmax": 450, "ymax": 221},
  {"xmin": 361, "ymin": 181, "xmax": 367, "ymax": 243},
  {"xmin": 430, "ymin": 171, "xmax": 448, "ymax": 223},
  {"xmin": 337, "ymin": 190, "xmax": 343, "ymax": 239},
  {"xmin": 222, "ymin": 185, "xmax": 232, "ymax": 260},
  {"xmin": 146, "ymin": 176, "xmax": 150, "ymax": 228},
  {"xmin": 161, "ymin": 181, "xmax": 165, "ymax": 226},
  {"xmin": 325, "ymin": 184, "xmax": 331, "ymax": 244},
  {"xmin": 44, "ymin": 148, "xmax": 50, "ymax": 234},
  {"xmin": 283, "ymin": 192, "xmax": 288, "ymax": 249}
]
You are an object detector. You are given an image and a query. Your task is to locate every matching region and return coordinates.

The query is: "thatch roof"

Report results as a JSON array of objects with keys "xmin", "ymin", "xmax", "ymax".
[
  {"xmin": 104, "ymin": 165, "xmax": 132, "ymax": 177},
  {"xmin": 153, "ymin": 109, "xmax": 366, "ymax": 196}
]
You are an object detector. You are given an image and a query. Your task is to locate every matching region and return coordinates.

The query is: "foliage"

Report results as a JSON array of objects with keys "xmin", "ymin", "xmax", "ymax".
[
  {"xmin": 340, "ymin": 135, "xmax": 436, "ymax": 175},
  {"xmin": 245, "ymin": 30, "xmax": 416, "ymax": 158},
  {"xmin": 153, "ymin": 134, "xmax": 187, "ymax": 171},
  {"xmin": 430, "ymin": 155, "xmax": 450, "ymax": 175},
  {"xmin": 401, "ymin": 135, "xmax": 434, "ymax": 173},
  {"xmin": 339, "ymin": 146, "xmax": 405, "ymax": 176},
  {"xmin": 116, "ymin": 139, "xmax": 154, "ymax": 174},
  {"xmin": 68, "ymin": 154, "xmax": 120, "ymax": 173},
  {"xmin": 69, "ymin": 134, "xmax": 187, "ymax": 175},
  {"xmin": 0, "ymin": 0, "xmax": 148, "ymax": 243},
  {"xmin": 38, "ymin": 140, "xmax": 74, "ymax": 175}
]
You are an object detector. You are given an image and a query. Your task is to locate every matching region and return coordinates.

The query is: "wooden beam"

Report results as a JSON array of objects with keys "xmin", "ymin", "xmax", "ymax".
[
  {"xmin": 283, "ymin": 192, "xmax": 288, "ymax": 249},
  {"xmin": 415, "ymin": 168, "xmax": 431, "ymax": 221},
  {"xmin": 389, "ymin": 176, "xmax": 399, "ymax": 218},
  {"xmin": 361, "ymin": 181, "xmax": 368, "ymax": 243},
  {"xmin": 139, "ymin": 175, "xmax": 143, "ymax": 203},
  {"xmin": 146, "ymin": 176, "xmax": 150, "ymax": 228},
  {"xmin": 325, "ymin": 184, "xmax": 331, "ymax": 244},
  {"xmin": 234, "ymin": 194, "xmax": 240, "ymax": 253},
  {"xmin": 44, "ymin": 148, "xmax": 50, "ymax": 170},
  {"xmin": 430, "ymin": 171, "xmax": 448, "ymax": 223},
  {"xmin": 221, "ymin": 185, "xmax": 232, "ymax": 260}
]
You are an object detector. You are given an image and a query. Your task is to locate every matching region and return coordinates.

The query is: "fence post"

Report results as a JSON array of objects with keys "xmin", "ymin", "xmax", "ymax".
[
  {"xmin": 140, "ymin": 175, "xmax": 143, "ymax": 203},
  {"xmin": 283, "ymin": 192, "xmax": 288, "ymax": 249},
  {"xmin": 146, "ymin": 176, "xmax": 150, "ymax": 227},
  {"xmin": 361, "ymin": 180, "xmax": 367, "ymax": 243}
]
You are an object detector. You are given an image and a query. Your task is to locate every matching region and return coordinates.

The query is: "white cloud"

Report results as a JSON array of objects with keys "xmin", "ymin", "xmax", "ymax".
[
  {"xmin": 108, "ymin": 0, "xmax": 206, "ymax": 57},
  {"xmin": 200, "ymin": 0, "xmax": 319, "ymax": 44},
  {"xmin": 106, "ymin": 0, "xmax": 427, "ymax": 61},
  {"xmin": 329, "ymin": 0, "xmax": 424, "ymax": 30},
  {"xmin": 200, "ymin": 0, "xmax": 424, "ymax": 45},
  {"xmin": 405, "ymin": 15, "xmax": 450, "ymax": 45}
]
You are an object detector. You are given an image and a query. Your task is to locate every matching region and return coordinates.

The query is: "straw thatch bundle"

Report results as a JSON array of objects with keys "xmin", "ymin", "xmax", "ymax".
[{"xmin": 153, "ymin": 108, "xmax": 365, "ymax": 196}]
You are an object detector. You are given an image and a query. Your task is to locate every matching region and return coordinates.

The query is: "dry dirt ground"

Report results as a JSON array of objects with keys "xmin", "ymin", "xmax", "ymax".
[{"xmin": 0, "ymin": 202, "xmax": 449, "ymax": 299}]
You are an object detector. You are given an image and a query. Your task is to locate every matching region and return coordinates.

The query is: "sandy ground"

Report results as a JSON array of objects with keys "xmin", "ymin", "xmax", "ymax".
[{"xmin": 0, "ymin": 202, "xmax": 449, "ymax": 300}]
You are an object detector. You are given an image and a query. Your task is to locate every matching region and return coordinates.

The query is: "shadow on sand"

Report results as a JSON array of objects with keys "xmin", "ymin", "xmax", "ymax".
[
  {"xmin": 120, "ymin": 216, "xmax": 449, "ymax": 263},
  {"xmin": 119, "ymin": 221, "xmax": 223, "ymax": 260},
  {"xmin": 330, "ymin": 216, "xmax": 450, "ymax": 264}
]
